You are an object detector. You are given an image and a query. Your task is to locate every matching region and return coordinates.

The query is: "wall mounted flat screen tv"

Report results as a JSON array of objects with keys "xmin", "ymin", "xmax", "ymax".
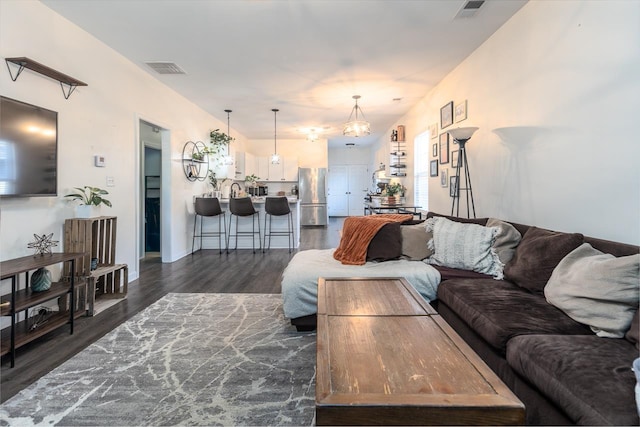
[{"xmin": 0, "ymin": 96, "xmax": 58, "ymax": 197}]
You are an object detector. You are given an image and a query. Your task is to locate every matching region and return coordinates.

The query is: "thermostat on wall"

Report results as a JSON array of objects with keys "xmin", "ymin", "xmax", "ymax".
[{"xmin": 94, "ymin": 155, "xmax": 105, "ymax": 167}]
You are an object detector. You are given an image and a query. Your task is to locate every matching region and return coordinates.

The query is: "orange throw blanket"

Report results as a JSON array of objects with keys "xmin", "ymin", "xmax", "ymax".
[{"xmin": 333, "ymin": 214, "xmax": 413, "ymax": 265}]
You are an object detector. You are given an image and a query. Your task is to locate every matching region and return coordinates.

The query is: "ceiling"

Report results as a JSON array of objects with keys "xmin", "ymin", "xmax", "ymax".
[{"xmin": 41, "ymin": 0, "xmax": 527, "ymax": 147}]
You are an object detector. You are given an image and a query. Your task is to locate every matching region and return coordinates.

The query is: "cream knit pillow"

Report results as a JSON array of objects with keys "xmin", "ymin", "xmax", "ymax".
[{"xmin": 425, "ymin": 217, "xmax": 503, "ymax": 279}]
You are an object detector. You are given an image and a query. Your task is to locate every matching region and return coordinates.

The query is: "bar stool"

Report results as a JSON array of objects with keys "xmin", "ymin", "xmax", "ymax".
[
  {"xmin": 228, "ymin": 197, "xmax": 261, "ymax": 254},
  {"xmin": 263, "ymin": 196, "xmax": 294, "ymax": 253},
  {"xmin": 192, "ymin": 197, "xmax": 227, "ymax": 254}
]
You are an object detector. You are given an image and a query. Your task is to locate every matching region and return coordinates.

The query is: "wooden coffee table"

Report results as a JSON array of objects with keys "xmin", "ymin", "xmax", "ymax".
[{"xmin": 315, "ymin": 277, "xmax": 524, "ymax": 425}]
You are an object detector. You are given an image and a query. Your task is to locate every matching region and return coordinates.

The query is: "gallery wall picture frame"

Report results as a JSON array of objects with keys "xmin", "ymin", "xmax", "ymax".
[
  {"xmin": 439, "ymin": 133, "xmax": 450, "ymax": 164},
  {"xmin": 451, "ymin": 150, "xmax": 460, "ymax": 168},
  {"xmin": 450, "ymin": 176, "xmax": 459, "ymax": 197},
  {"xmin": 454, "ymin": 100, "xmax": 467, "ymax": 123},
  {"xmin": 440, "ymin": 101, "xmax": 454, "ymax": 129},
  {"xmin": 429, "ymin": 123, "xmax": 438, "ymax": 139},
  {"xmin": 441, "ymin": 169, "xmax": 448, "ymax": 187},
  {"xmin": 430, "ymin": 160, "xmax": 438, "ymax": 177},
  {"xmin": 432, "ymin": 143, "xmax": 438, "ymax": 157}
]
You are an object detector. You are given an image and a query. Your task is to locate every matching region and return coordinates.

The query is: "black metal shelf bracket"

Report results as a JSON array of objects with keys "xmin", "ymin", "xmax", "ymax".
[
  {"xmin": 59, "ymin": 82, "xmax": 79, "ymax": 100},
  {"xmin": 5, "ymin": 59, "xmax": 25, "ymax": 82}
]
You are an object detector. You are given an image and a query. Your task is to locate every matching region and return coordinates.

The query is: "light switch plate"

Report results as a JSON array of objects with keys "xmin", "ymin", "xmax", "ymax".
[{"xmin": 106, "ymin": 176, "xmax": 115, "ymax": 187}]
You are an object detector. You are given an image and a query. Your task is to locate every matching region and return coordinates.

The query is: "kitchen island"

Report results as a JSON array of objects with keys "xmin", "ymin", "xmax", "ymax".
[{"xmin": 198, "ymin": 197, "xmax": 300, "ymax": 251}]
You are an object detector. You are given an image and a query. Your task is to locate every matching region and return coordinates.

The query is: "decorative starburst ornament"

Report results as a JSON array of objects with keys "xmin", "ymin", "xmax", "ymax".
[{"xmin": 27, "ymin": 233, "xmax": 59, "ymax": 255}]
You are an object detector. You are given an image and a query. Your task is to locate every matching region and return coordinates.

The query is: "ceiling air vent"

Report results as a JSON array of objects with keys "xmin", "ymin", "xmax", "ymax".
[
  {"xmin": 145, "ymin": 61, "xmax": 186, "ymax": 75},
  {"xmin": 454, "ymin": 0, "xmax": 485, "ymax": 19}
]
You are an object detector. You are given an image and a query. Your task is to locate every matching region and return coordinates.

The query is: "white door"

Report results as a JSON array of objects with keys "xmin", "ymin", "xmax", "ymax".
[
  {"xmin": 328, "ymin": 165, "xmax": 348, "ymax": 216},
  {"xmin": 347, "ymin": 164, "xmax": 369, "ymax": 216}
]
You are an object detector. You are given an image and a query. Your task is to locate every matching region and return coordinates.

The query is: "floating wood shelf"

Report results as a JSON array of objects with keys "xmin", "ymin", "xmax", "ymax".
[{"xmin": 5, "ymin": 57, "xmax": 87, "ymax": 99}]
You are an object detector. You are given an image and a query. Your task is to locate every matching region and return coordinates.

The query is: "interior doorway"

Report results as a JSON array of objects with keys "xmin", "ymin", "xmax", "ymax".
[
  {"xmin": 139, "ymin": 120, "xmax": 166, "ymax": 260},
  {"xmin": 144, "ymin": 146, "xmax": 161, "ymax": 254}
]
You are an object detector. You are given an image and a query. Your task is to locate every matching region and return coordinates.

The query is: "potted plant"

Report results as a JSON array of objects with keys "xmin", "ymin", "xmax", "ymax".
[
  {"xmin": 208, "ymin": 171, "xmax": 229, "ymax": 198},
  {"xmin": 65, "ymin": 186, "xmax": 112, "ymax": 218},
  {"xmin": 385, "ymin": 182, "xmax": 405, "ymax": 204},
  {"xmin": 245, "ymin": 174, "xmax": 260, "ymax": 187}
]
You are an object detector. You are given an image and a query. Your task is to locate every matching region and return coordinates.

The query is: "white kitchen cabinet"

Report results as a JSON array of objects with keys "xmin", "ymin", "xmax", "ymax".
[
  {"xmin": 267, "ymin": 156, "xmax": 298, "ymax": 182},
  {"xmin": 283, "ymin": 156, "xmax": 299, "ymax": 181},
  {"xmin": 234, "ymin": 151, "xmax": 245, "ymax": 180},
  {"xmin": 257, "ymin": 156, "xmax": 270, "ymax": 182},
  {"xmin": 244, "ymin": 152, "xmax": 257, "ymax": 178}
]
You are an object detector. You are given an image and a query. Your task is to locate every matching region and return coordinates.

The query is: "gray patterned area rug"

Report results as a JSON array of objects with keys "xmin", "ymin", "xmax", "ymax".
[{"xmin": 0, "ymin": 293, "xmax": 316, "ymax": 426}]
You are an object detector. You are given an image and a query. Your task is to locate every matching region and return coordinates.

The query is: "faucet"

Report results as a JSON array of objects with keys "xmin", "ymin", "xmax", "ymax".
[{"xmin": 230, "ymin": 182, "xmax": 241, "ymax": 198}]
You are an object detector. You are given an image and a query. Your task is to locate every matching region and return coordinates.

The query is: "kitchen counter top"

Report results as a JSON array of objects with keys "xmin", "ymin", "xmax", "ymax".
[{"xmin": 218, "ymin": 197, "xmax": 299, "ymax": 204}]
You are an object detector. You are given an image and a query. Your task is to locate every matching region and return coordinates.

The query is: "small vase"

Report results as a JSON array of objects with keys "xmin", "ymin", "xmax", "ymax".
[
  {"xmin": 31, "ymin": 267, "xmax": 52, "ymax": 292},
  {"xmin": 76, "ymin": 205, "xmax": 95, "ymax": 218}
]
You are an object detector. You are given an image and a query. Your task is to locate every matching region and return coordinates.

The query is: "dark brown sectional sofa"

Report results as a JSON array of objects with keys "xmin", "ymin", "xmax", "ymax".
[
  {"xmin": 428, "ymin": 212, "xmax": 639, "ymax": 425},
  {"xmin": 285, "ymin": 212, "xmax": 639, "ymax": 424}
]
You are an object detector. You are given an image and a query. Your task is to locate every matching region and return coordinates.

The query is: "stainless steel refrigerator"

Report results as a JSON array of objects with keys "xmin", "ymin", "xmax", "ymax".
[{"xmin": 298, "ymin": 167, "xmax": 328, "ymax": 226}]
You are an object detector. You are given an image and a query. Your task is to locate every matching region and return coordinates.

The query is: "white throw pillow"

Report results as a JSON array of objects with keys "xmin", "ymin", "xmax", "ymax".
[
  {"xmin": 425, "ymin": 217, "xmax": 503, "ymax": 279},
  {"xmin": 545, "ymin": 243, "xmax": 640, "ymax": 338}
]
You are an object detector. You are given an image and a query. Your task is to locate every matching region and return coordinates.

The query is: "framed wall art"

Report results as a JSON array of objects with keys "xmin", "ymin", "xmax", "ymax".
[
  {"xmin": 440, "ymin": 101, "xmax": 453, "ymax": 129},
  {"xmin": 429, "ymin": 123, "xmax": 438, "ymax": 139},
  {"xmin": 454, "ymin": 100, "xmax": 467, "ymax": 122},
  {"xmin": 451, "ymin": 150, "xmax": 459, "ymax": 168},
  {"xmin": 432, "ymin": 143, "xmax": 438, "ymax": 157},
  {"xmin": 440, "ymin": 169, "xmax": 448, "ymax": 187},
  {"xmin": 430, "ymin": 160, "xmax": 438, "ymax": 177},
  {"xmin": 439, "ymin": 133, "xmax": 449, "ymax": 164},
  {"xmin": 450, "ymin": 176, "xmax": 459, "ymax": 197}
]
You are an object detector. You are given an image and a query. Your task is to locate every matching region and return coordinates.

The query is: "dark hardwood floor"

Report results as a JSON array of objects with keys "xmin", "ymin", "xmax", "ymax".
[{"xmin": 0, "ymin": 218, "xmax": 343, "ymax": 403}]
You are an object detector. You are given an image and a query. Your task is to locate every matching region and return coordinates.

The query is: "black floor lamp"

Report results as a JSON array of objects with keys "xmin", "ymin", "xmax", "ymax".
[{"xmin": 447, "ymin": 127, "xmax": 479, "ymax": 218}]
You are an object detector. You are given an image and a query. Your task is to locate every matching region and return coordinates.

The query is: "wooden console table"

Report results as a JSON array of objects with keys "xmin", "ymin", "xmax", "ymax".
[{"xmin": 316, "ymin": 277, "xmax": 524, "ymax": 425}]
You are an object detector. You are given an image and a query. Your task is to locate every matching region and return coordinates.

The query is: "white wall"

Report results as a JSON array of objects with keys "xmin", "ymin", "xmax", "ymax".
[
  {"xmin": 0, "ymin": 1, "xmax": 248, "ymax": 276},
  {"xmin": 329, "ymin": 147, "xmax": 371, "ymax": 166},
  {"xmin": 371, "ymin": 0, "xmax": 640, "ymax": 245},
  {"xmin": 245, "ymin": 138, "xmax": 328, "ymax": 168}
]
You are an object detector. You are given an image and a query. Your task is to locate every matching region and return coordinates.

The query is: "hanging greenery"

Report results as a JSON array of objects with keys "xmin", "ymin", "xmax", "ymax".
[{"xmin": 208, "ymin": 129, "xmax": 234, "ymax": 157}]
